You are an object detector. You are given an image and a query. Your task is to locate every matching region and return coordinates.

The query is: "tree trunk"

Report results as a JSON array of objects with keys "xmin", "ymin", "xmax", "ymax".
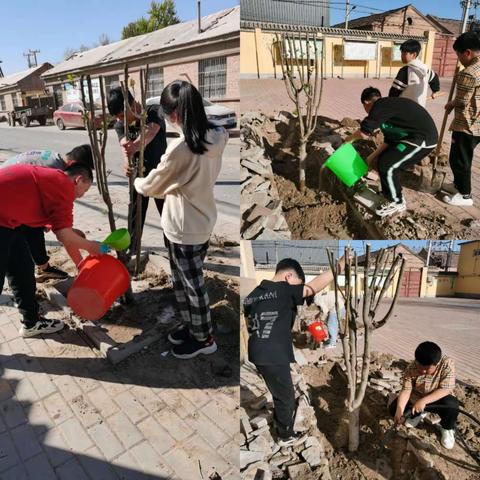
[
  {"xmin": 299, "ymin": 140, "xmax": 307, "ymax": 192},
  {"xmin": 348, "ymin": 407, "xmax": 360, "ymax": 452}
]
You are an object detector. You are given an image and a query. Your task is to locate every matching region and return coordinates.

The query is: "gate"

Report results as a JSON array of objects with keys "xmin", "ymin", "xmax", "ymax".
[
  {"xmin": 432, "ymin": 33, "xmax": 457, "ymax": 77},
  {"xmin": 400, "ymin": 269, "xmax": 421, "ymax": 297}
]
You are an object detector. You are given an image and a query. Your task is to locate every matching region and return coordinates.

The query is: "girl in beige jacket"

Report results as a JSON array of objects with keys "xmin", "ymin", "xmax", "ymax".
[{"xmin": 134, "ymin": 80, "xmax": 228, "ymax": 359}]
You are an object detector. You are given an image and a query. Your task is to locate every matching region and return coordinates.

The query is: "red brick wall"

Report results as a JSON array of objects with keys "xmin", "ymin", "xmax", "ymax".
[{"xmin": 163, "ymin": 62, "xmax": 199, "ymax": 89}]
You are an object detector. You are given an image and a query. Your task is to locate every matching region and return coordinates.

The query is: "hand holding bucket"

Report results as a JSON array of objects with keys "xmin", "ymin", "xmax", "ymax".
[{"xmin": 324, "ymin": 143, "xmax": 368, "ymax": 187}]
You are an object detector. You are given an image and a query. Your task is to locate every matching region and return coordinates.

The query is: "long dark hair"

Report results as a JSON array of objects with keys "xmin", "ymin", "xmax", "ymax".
[{"xmin": 161, "ymin": 80, "xmax": 213, "ymax": 154}]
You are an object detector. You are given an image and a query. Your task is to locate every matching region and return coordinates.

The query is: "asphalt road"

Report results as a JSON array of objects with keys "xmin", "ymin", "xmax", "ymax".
[{"xmin": 0, "ymin": 123, "xmax": 240, "ymax": 239}]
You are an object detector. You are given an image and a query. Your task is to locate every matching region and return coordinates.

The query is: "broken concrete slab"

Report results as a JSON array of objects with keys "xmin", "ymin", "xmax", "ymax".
[
  {"xmin": 248, "ymin": 435, "xmax": 273, "ymax": 457},
  {"xmin": 287, "ymin": 462, "xmax": 314, "ymax": 480},
  {"xmin": 301, "ymin": 445, "xmax": 323, "ymax": 467},
  {"xmin": 294, "ymin": 348, "xmax": 308, "ymax": 366},
  {"xmin": 240, "ymin": 450, "xmax": 266, "ymax": 470},
  {"xmin": 251, "ymin": 415, "xmax": 269, "ymax": 430},
  {"xmin": 241, "ymin": 415, "xmax": 253, "ymax": 437},
  {"xmin": 242, "ymin": 461, "xmax": 272, "ymax": 480},
  {"xmin": 293, "ymin": 405, "xmax": 315, "ymax": 433}
]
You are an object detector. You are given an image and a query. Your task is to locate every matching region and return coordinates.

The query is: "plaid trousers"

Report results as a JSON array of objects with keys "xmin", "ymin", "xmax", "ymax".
[{"xmin": 165, "ymin": 237, "xmax": 212, "ymax": 341}]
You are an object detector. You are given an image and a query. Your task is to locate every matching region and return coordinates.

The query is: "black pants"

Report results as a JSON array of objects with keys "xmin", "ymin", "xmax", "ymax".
[
  {"xmin": 19, "ymin": 226, "xmax": 49, "ymax": 266},
  {"xmin": 0, "ymin": 227, "xmax": 39, "ymax": 328},
  {"xmin": 389, "ymin": 394, "xmax": 459, "ymax": 430},
  {"xmin": 378, "ymin": 142, "xmax": 434, "ymax": 203},
  {"xmin": 256, "ymin": 364, "xmax": 296, "ymax": 438},
  {"xmin": 449, "ymin": 131, "xmax": 480, "ymax": 195}
]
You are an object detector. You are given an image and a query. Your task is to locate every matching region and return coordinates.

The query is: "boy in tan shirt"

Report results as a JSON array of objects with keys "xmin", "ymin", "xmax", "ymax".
[{"xmin": 389, "ymin": 341, "xmax": 458, "ymax": 449}]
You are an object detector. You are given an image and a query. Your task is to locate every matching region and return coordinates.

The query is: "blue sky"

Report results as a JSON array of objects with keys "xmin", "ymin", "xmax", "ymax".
[
  {"xmin": 0, "ymin": 0, "xmax": 239, "ymax": 75},
  {"xmin": 329, "ymin": 0, "xmax": 467, "ymax": 25}
]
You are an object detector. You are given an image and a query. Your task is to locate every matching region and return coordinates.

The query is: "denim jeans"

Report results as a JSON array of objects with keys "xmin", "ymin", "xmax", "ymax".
[{"xmin": 326, "ymin": 307, "xmax": 345, "ymax": 345}]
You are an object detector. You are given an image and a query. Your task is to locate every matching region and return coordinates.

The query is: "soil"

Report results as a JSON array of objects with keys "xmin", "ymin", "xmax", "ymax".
[
  {"xmin": 245, "ymin": 111, "xmax": 479, "ymax": 240},
  {"xmin": 302, "ymin": 351, "xmax": 480, "ymax": 480},
  {"xmin": 34, "ymin": 246, "xmax": 240, "ymax": 390}
]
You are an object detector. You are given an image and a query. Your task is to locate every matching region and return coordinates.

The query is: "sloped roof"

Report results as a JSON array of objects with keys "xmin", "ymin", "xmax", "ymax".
[
  {"xmin": 426, "ymin": 15, "xmax": 463, "ymax": 35},
  {"xmin": 0, "ymin": 63, "xmax": 52, "ymax": 89},
  {"xmin": 333, "ymin": 4, "xmax": 440, "ymax": 32},
  {"xmin": 357, "ymin": 243, "xmax": 425, "ymax": 266},
  {"xmin": 43, "ymin": 7, "xmax": 239, "ymax": 79}
]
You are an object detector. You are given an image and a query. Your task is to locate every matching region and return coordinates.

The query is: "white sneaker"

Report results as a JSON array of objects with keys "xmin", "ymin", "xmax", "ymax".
[
  {"xmin": 405, "ymin": 412, "xmax": 427, "ymax": 428},
  {"xmin": 440, "ymin": 427, "xmax": 455, "ymax": 449},
  {"xmin": 20, "ymin": 318, "xmax": 64, "ymax": 338},
  {"xmin": 443, "ymin": 193, "xmax": 473, "ymax": 206},
  {"xmin": 442, "ymin": 182, "xmax": 459, "ymax": 195},
  {"xmin": 376, "ymin": 199, "xmax": 407, "ymax": 217}
]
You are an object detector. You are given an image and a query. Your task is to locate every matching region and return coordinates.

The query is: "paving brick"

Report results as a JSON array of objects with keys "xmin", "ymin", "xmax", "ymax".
[
  {"xmin": 217, "ymin": 440, "xmax": 241, "ymax": 471},
  {"xmin": 162, "ymin": 446, "xmax": 203, "ymax": 480},
  {"xmin": 106, "ymin": 412, "xmax": 143, "ymax": 450},
  {"xmin": 129, "ymin": 385, "xmax": 165, "ymax": 414},
  {"xmin": 0, "ymin": 312, "xmax": 11, "ymax": 326},
  {"xmin": 52, "ymin": 374, "xmax": 82, "ymax": 401},
  {"xmin": 42, "ymin": 425, "xmax": 74, "ymax": 467},
  {"xmin": 69, "ymin": 394, "xmax": 103, "ymax": 428},
  {"xmin": 155, "ymin": 408, "xmax": 193, "ymax": 442},
  {"xmin": 13, "ymin": 377, "xmax": 38, "ymax": 403},
  {"xmin": 56, "ymin": 457, "xmax": 91, "ymax": 480},
  {"xmin": 88, "ymin": 387, "xmax": 120, "ymax": 419},
  {"xmin": 136, "ymin": 416, "xmax": 176, "ymax": 455},
  {"xmin": 114, "ymin": 390, "xmax": 149, "ymax": 424},
  {"xmin": 0, "ymin": 379, "xmax": 14, "ymax": 402},
  {"xmin": 87, "ymin": 422, "xmax": 124, "ymax": 461},
  {"xmin": 0, "ymin": 464, "xmax": 29, "ymax": 480},
  {"xmin": 59, "ymin": 417, "xmax": 94, "ymax": 453},
  {"xmin": 7, "ymin": 337, "xmax": 32, "ymax": 355},
  {"xmin": 29, "ymin": 372, "xmax": 57, "ymax": 399},
  {"xmin": 0, "ymin": 322, "xmax": 20, "ymax": 341},
  {"xmin": 0, "ymin": 431, "xmax": 21, "ymax": 472},
  {"xmin": 184, "ymin": 411, "xmax": 230, "ymax": 449},
  {"xmin": 43, "ymin": 392, "xmax": 74, "ymax": 425},
  {"xmin": 74, "ymin": 374, "xmax": 100, "ymax": 394},
  {"xmin": 0, "ymin": 398, "xmax": 27, "ymax": 429},
  {"xmin": 26, "ymin": 400, "xmax": 54, "ymax": 438},
  {"xmin": 78, "ymin": 446, "xmax": 119, "ymax": 480},
  {"xmin": 2, "ymin": 357, "xmax": 26, "ymax": 381},
  {"xmin": 129, "ymin": 441, "xmax": 174, "ymax": 477},
  {"xmin": 10, "ymin": 423, "xmax": 42, "ymax": 461},
  {"xmin": 23, "ymin": 453, "xmax": 57, "ymax": 480},
  {"xmin": 156, "ymin": 389, "xmax": 197, "ymax": 418},
  {"xmin": 201, "ymin": 399, "xmax": 239, "ymax": 437},
  {"xmin": 111, "ymin": 450, "xmax": 149, "ymax": 480},
  {"xmin": 183, "ymin": 434, "xmax": 233, "ymax": 476}
]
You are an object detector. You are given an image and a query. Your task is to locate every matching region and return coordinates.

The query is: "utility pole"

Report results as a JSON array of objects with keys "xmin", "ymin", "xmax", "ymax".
[
  {"xmin": 23, "ymin": 49, "xmax": 40, "ymax": 68},
  {"xmin": 445, "ymin": 240, "xmax": 454, "ymax": 272},
  {"xmin": 461, "ymin": 0, "xmax": 472, "ymax": 33},
  {"xmin": 345, "ymin": 0, "xmax": 350, "ymax": 29},
  {"xmin": 0, "ymin": 61, "xmax": 3, "ymax": 78},
  {"xmin": 426, "ymin": 240, "xmax": 432, "ymax": 268},
  {"xmin": 30, "ymin": 49, "xmax": 40, "ymax": 68}
]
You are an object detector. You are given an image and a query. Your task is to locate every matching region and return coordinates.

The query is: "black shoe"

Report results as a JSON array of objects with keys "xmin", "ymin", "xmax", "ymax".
[
  {"xmin": 171, "ymin": 335, "xmax": 218, "ymax": 359},
  {"xmin": 277, "ymin": 433, "xmax": 308, "ymax": 447},
  {"xmin": 167, "ymin": 325, "xmax": 190, "ymax": 345},
  {"xmin": 36, "ymin": 264, "xmax": 69, "ymax": 282}
]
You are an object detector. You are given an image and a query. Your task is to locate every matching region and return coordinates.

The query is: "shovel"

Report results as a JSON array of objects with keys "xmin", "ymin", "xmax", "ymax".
[{"xmin": 419, "ymin": 70, "xmax": 459, "ymax": 193}]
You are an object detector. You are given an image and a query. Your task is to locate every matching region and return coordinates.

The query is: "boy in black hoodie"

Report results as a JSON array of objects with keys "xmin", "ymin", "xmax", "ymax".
[{"xmin": 244, "ymin": 257, "xmax": 344, "ymax": 446}]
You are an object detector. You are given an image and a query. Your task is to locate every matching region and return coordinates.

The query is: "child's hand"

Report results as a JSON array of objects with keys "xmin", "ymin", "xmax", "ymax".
[
  {"xmin": 412, "ymin": 398, "xmax": 427, "ymax": 415},
  {"xmin": 394, "ymin": 408, "xmax": 404, "ymax": 425}
]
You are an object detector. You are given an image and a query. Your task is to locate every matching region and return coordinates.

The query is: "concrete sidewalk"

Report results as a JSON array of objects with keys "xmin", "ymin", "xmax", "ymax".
[
  {"xmin": 241, "ymin": 77, "xmax": 480, "ymax": 220},
  {"xmin": 0, "ymin": 300, "xmax": 240, "ymax": 480}
]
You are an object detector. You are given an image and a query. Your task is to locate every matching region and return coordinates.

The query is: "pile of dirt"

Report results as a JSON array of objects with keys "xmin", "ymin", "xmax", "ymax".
[{"xmin": 302, "ymin": 351, "xmax": 480, "ymax": 480}]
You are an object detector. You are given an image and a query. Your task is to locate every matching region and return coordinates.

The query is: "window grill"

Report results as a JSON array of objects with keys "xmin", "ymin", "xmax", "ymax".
[
  {"xmin": 146, "ymin": 68, "xmax": 164, "ymax": 98},
  {"xmin": 0, "ymin": 96, "xmax": 6, "ymax": 111},
  {"xmin": 199, "ymin": 57, "xmax": 227, "ymax": 99}
]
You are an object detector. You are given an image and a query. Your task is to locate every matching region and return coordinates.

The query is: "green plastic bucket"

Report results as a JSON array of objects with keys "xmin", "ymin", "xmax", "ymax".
[
  {"xmin": 324, "ymin": 143, "xmax": 368, "ymax": 187},
  {"xmin": 102, "ymin": 228, "xmax": 131, "ymax": 251}
]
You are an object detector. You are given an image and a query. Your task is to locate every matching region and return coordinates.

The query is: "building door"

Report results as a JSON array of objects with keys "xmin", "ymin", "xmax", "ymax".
[
  {"xmin": 400, "ymin": 269, "xmax": 421, "ymax": 297},
  {"xmin": 432, "ymin": 34, "xmax": 457, "ymax": 77}
]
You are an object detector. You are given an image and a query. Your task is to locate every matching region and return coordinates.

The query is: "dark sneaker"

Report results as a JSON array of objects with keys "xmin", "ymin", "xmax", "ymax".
[
  {"xmin": 36, "ymin": 265, "xmax": 69, "ymax": 282},
  {"xmin": 171, "ymin": 335, "xmax": 217, "ymax": 359},
  {"xmin": 20, "ymin": 318, "xmax": 65, "ymax": 338},
  {"xmin": 277, "ymin": 433, "xmax": 308, "ymax": 447},
  {"xmin": 167, "ymin": 325, "xmax": 190, "ymax": 345}
]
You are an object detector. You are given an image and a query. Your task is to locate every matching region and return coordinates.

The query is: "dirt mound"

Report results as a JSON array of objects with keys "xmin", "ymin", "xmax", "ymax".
[{"xmin": 302, "ymin": 353, "xmax": 480, "ymax": 480}]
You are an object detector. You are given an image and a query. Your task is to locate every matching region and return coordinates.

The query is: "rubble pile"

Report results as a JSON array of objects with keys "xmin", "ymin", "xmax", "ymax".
[
  {"xmin": 241, "ymin": 111, "xmax": 291, "ymax": 240},
  {"xmin": 240, "ymin": 356, "xmax": 332, "ymax": 480}
]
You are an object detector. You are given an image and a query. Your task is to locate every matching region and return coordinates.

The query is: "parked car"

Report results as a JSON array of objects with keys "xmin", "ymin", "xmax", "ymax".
[
  {"xmin": 146, "ymin": 96, "xmax": 237, "ymax": 129},
  {"xmin": 53, "ymin": 102, "xmax": 111, "ymax": 130}
]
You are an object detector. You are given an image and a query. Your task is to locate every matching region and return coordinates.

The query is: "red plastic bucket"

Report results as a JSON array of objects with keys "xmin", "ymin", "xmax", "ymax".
[
  {"xmin": 308, "ymin": 321, "xmax": 328, "ymax": 342},
  {"xmin": 67, "ymin": 255, "xmax": 130, "ymax": 321}
]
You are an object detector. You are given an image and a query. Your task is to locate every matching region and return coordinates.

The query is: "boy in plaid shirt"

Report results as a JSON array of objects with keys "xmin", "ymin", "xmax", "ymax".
[
  {"xmin": 443, "ymin": 32, "xmax": 480, "ymax": 207},
  {"xmin": 389, "ymin": 341, "xmax": 458, "ymax": 449}
]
